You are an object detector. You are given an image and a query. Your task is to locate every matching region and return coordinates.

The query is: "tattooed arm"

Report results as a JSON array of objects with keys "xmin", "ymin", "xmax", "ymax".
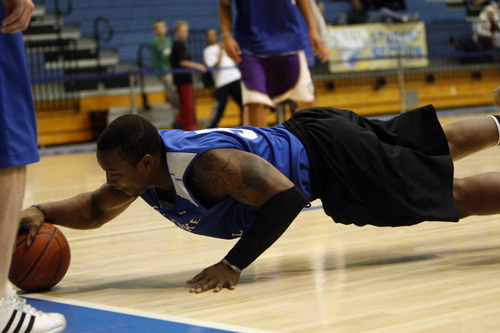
[
  {"xmin": 187, "ymin": 148, "xmax": 308, "ymax": 293},
  {"xmin": 189, "ymin": 148, "xmax": 294, "ymax": 206},
  {"xmin": 19, "ymin": 184, "xmax": 138, "ymax": 245}
]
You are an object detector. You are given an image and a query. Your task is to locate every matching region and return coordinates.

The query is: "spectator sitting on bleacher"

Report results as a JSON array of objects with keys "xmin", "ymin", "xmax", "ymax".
[
  {"xmin": 336, "ymin": 0, "xmax": 418, "ymax": 25},
  {"xmin": 473, "ymin": 0, "xmax": 500, "ymax": 49}
]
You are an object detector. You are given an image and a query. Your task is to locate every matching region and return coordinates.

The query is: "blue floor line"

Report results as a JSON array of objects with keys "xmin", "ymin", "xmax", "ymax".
[{"xmin": 25, "ymin": 297, "xmax": 238, "ymax": 333}]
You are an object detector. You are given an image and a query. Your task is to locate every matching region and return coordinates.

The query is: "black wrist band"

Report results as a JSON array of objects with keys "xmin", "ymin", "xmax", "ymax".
[{"xmin": 31, "ymin": 204, "xmax": 47, "ymax": 219}]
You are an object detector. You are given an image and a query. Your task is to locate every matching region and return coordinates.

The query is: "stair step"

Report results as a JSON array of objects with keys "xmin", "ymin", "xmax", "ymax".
[
  {"xmin": 30, "ymin": 14, "xmax": 62, "ymax": 27},
  {"xmin": 23, "ymin": 25, "xmax": 81, "ymax": 42},
  {"xmin": 32, "ymin": 3, "xmax": 46, "ymax": 17},
  {"xmin": 44, "ymin": 49, "xmax": 120, "ymax": 70}
]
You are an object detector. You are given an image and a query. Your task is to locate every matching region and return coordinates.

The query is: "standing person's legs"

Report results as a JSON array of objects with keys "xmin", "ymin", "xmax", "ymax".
[
  {"xmin": 0, "ymin": 166, "xmax": 26, "ymax": 297},
  {"xmin": 239, "ymin": 55, "xmax": 274, "ymax": 127},
  {"xmin": 176, "ymin": 84, "xmax": 187, "ymax": 128},
  {"xmin": 228, "ymin": 79, "xmax": 244, "ymax": 125},
  {"xmin": 181, "ymin": 83, "xmax": 197, "ymax": 131},
  {"xmin": 161, "ymin": 73, "xmax": 179, "ymax": 108},
  {"xmin": 0, "ymin": 4, "xmax": 66, "ymax": 330},
  {"xmin": 244, "ymin": 103, "xmax": 267, "ymax": 127},
  {"xmin": 176, "ymin": 83, "xmax": 198, "ymax": 130},
  {"xmin": 0, "ymin": 166, "xmax": 66, "ymax": 332},
  {"xmin": 206, "ymin": 84, "xmax": 230, "ymax": 128},
  {"xmin": 228, "ymin": 79, "xmax": 243, "ymax": 109}
]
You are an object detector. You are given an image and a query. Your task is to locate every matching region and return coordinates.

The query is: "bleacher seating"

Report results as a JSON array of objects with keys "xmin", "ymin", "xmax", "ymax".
[
  {"xmin": 26, "ymin": 0, "xmax": 500, "ymax": 146},
  {"xmin": 37, "ymin": 0, "xmax": 220, "ymax": 64}
]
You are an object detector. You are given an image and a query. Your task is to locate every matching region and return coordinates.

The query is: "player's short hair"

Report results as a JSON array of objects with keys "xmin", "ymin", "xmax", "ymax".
[{"xmin": 97, "ymin": 114, "xmax": 163, "ymax": 165}]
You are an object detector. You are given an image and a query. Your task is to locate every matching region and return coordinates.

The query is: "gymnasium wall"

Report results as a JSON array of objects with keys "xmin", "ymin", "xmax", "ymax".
[{"xmin": 30, "ymin": 0, "xmax": 500, "ymax": 146}]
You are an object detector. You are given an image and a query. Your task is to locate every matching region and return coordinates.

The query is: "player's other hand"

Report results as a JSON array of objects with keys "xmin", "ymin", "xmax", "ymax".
[
  {"xmin": 222, "ymin": 35, "xmax": 241, "ymax": 63},
  {"xmin": 187, "ymin": 261, "xmax": 241, "ymax": 293}
]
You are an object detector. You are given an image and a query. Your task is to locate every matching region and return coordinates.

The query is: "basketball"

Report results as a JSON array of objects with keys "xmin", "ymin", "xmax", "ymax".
[{"xmin": 9, "ymin": 222, "xmax": 71, "ymax": 292}]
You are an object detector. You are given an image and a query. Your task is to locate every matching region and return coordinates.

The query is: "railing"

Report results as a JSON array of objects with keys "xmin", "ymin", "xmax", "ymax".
[
  {"xmin": 26, "ymin": 14, "xmax": 116, "ymax": 112},
  {"xmin": 26, "ymin": 40, "xmax": 81, "ymax": 111},
  {"xmin": 93, "ymin": 16, "xmax": 113, "ymax": 70},
  {"xmin": 137, "ymin": 43, "xmax": 152, "ymax": 111},
  {"xmin": 26, "ymin": 24, "xmax": 500, "ymax": 114}
]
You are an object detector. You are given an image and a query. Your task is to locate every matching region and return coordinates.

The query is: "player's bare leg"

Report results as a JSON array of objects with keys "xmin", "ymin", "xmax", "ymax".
[
  {"xmin": 0, "ymin": 166, "xmax": 26, "ymax": 298},
  {"xmin": 445, "ymin": 114, "xmax": 500, "ymax": 217},
  {"xmin": 454, "ymin": 173, "xmax": 500, "ymax": 218},
  {"xmin": 244, "ymin": 103, "xmax": 268, "ymax": 127},
  {"xmin": 0, "ymin": 166, "xmax": 66, "ymax": 332},
  {"xmin": 443, "ymin": 116, "xmax": 499, "ymax": 161}
]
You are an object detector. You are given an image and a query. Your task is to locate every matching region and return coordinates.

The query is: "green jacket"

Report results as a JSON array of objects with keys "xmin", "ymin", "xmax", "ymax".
[{"xmin": 150, "ymin": 37, "xmax": 173, "ymax": 71}]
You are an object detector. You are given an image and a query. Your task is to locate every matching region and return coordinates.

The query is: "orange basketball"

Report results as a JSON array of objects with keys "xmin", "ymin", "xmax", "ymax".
[{"xmin": 9, "ymin": 222, "xmax": 71, "ymax": 292}]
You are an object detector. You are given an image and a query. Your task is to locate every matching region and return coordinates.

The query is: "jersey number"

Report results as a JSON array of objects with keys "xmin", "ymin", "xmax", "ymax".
[{"xmin": 195, "ymin": 128, "xmax": 258, "ymax": 140}]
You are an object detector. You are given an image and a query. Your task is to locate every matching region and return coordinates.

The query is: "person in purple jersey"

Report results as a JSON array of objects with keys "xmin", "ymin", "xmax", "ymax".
[
  {"xmin": 17, "ymin": 90, "xmax": 500, "ymax": 294},
  {"xmin": 0, "ymin": 1, "xmax": 66, "ymax": 332},
  {"xmin": 219, "ymin": 0, "xmax": 329, "ymax": 127}
]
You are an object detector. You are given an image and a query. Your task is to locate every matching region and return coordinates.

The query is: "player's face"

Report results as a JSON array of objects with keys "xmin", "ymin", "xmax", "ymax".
[{"xmin": 97, "ymin": 149, "xmax": 150, "ymax": 196}]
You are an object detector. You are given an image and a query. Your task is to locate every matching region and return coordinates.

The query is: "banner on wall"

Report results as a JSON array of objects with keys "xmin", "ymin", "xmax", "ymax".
[{"xmin": 327, "ymin": 22, "xmax": 428, "ymax": 73}]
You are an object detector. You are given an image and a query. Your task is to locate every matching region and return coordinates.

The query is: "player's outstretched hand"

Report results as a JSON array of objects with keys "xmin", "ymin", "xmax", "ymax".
[
  {"xmin": 18, "ymin": 206, "xmax": 45, "ymax": 246},
  {"xmin": 187, "ymin": 261, "xmax": 241, "ymax": 293}
]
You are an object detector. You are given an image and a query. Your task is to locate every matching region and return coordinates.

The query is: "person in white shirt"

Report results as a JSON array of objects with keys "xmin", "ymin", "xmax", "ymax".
[{"xmin": 203, "ymin": 29, "xmax": 243, "ymax": 127}]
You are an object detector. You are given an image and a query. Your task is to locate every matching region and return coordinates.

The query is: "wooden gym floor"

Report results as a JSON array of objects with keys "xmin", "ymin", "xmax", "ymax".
[{"xmin": 19, "ymin": 107, "xmax": 500, "ymax": 332}]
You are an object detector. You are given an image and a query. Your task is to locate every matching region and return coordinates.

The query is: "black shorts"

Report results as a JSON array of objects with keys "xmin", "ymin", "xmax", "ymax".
[{"xmin": 283, "ymin": 105, "xmax": 459, "ymax": 227}]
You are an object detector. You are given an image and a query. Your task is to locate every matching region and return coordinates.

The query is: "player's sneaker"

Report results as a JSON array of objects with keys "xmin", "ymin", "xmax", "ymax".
[{"xmin": 0, "ymin": 284, "xmax": 66, "ymax": 333}]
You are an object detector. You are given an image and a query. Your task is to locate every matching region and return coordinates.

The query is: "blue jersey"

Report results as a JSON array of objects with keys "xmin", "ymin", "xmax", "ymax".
[
  {"xmin": 234, "ymin": 0, "xmax": 307, "ymax": 56},
  {"xmin": 140, "ymin": 125, "xmax": 311, "ymax": 239}
]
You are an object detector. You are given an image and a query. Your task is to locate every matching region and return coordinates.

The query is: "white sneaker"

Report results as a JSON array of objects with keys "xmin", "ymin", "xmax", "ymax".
[{"xmin": 0, "ymin": 284, "xmax": 66, "ymax": 333}]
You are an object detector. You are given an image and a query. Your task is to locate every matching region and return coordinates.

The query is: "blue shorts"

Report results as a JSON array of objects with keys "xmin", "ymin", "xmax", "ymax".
[{"xmin": 0, "ymin": 6, "xmax": 39, "ymax": 168}]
